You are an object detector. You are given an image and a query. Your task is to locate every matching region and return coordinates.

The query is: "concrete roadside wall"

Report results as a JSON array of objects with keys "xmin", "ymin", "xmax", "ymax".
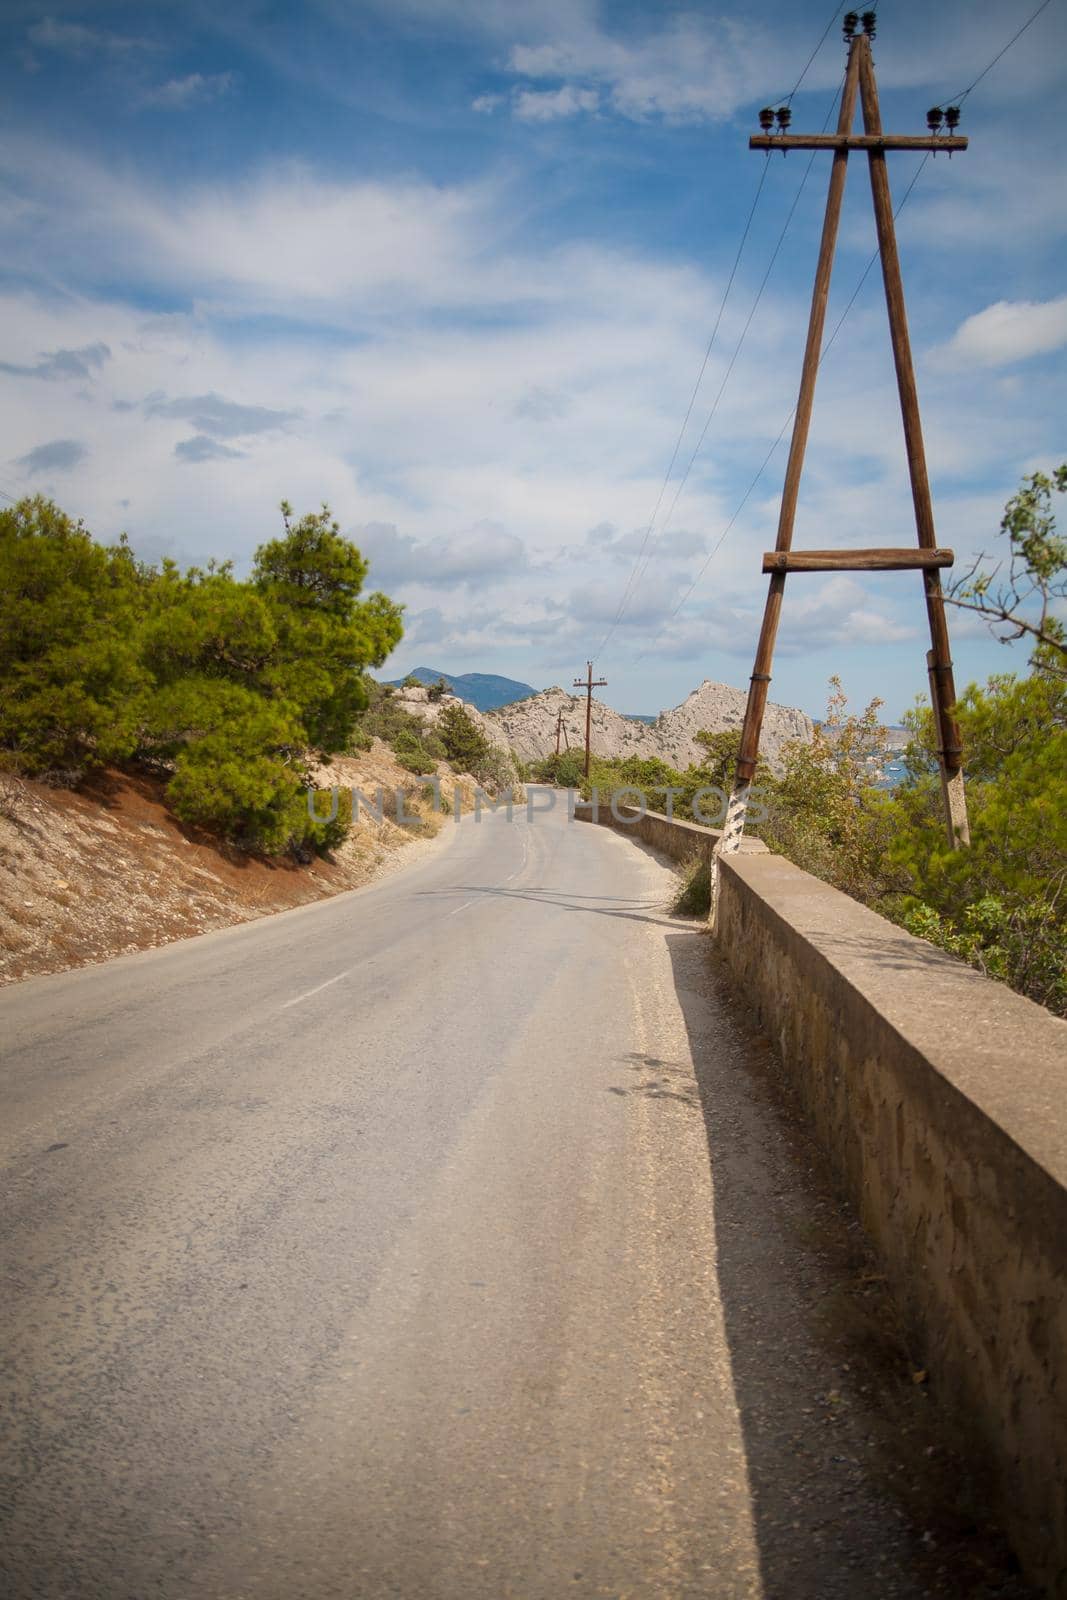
[
  {"xmin": 572, "ymin": 799, "xmax": 767, "ymax": 864},
  {"xmin": 574, "ymin": 799, "xmax": 1067, "ymax": 1587},
  {"xmin": 715, "ymin": 851, "xmax": 1067, "ymax": 1594}
]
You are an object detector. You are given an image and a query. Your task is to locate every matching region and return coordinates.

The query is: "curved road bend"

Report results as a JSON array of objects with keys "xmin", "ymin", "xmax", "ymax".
[{"xmin": 1, "ymin": 788, "xmax": 990, "ymax": 1598}]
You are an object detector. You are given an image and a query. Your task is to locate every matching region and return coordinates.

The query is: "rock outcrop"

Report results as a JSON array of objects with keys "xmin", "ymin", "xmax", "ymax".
[
  {"xmin": 390, "ymin": 685, "xmax": 514, "ymax": 757},
  {"xmin": 485, "ymin": 680, "xmax": 813, "ymax": 773}
]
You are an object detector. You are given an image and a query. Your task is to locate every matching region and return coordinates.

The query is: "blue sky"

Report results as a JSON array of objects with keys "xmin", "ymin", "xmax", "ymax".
[{"xmin": 1, "ymin": 0, "xmax": 1065, "ymax": 719}]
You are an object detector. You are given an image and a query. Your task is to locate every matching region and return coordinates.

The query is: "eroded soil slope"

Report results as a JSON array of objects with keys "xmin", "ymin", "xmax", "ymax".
[{"xmin": 0, "ymin": 742, "xmax": 474, "ymax": 986}]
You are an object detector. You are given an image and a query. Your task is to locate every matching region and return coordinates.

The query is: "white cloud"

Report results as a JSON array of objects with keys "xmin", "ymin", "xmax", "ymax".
[
  {"xmin": 0, "ymin": 108, "xmax": 1062, "ymax": 714},
  {"xmin": 140, "ymin": 72, "xmax": 235, "ymax": 111},
  {"xmin": 944, "ymin": 297, "xmax": 1067, "ymax": 368},
  {"xmin": 27, "ymin": 17, "xmax": 146, "ymax": 55},
  {"xmin": 506, "ymin": 16, "xmax": 766, "ymax": 124},
  {"xmin": 581, "ymin": 522, "xmax": 706, "ymax": 564},
  {"xmin": 0, "ymin": 140, "xmax": 503, "ymax": 317},
  {"xmin": 355, "ymin": 522, "xmax": 527, "ymax": 588},
  {"xmin": 512, "ymin": 85, "xmax": 599, "ymax": 122}
]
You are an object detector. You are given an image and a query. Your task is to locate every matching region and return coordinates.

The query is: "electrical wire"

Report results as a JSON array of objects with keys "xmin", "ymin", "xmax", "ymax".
[
  {"xmin": 591, "ymin": 158, "xmax": 772, "ymax": 660},
  {"xmin": 630, "ymin": 0, "xmax": 1059, "ymax": 663},
  {"xmin": 623, "ymin": 87, "xmax": 843, "ymax": 606},
  {"xmin": 633, "ymin": 153, "xmax": 930, "ymax": 664},
  {"xmin": 596, "ymin": 76, "xmax": 844, "ymax": 663},
  {"xmin": 591, "ymin": 4, "xmax": 854, "ymax": 663},
  {"xmin": 941, "ymin": 0, "xmax": 1057, "ymax": 107},
  {"xmin": 772, "ymin": 0, "xmax": 852, "ymax": 106}
]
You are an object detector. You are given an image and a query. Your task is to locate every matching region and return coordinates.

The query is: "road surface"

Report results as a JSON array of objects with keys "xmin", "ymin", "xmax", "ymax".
[{"xmin": 0, "ymin": 791, "xmax": 1009, "ymax": 1598}]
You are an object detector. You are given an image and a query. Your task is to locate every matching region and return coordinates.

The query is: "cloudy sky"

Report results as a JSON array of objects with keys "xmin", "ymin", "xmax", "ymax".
[{"xmin": 2, "ymin": 0, "xmax": 1065, "ymax": 718}]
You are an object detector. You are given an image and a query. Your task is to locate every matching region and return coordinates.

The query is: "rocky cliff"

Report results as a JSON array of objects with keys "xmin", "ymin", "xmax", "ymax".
[
  {"xmin": 486, "ymin": 680, "xmax": 813, "ymax": 773},
  {"xmin": 390, "ymin": 685, "xmax": 514, "ymax": 756}
]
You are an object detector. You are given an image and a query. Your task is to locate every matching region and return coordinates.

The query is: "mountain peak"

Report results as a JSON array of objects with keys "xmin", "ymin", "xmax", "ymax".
[{"xmin": 384, "ymin": 666, "xmax": 537, "ymax": 713}]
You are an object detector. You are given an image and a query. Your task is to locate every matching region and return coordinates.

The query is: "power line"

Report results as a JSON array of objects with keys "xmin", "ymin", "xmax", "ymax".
[
  {"xmin": 592, "ymin": 5, "xmax": 853, "ymax": 663},
  {"xmin": 598, "ymin": 79, "xmax": 843, "ymax": 662},
  {"xmin": 591, "ymin": 158, "xmax": 772, "ymax": 660},
  {"xmin": 773, "ymin": 0, "xmax": 852, "ymax": 106},
  {"xmin": 634, "ymin": 153, "xmax": 930, "ymax": 664},
  {"xmin": 630, "ymin": 0, "xmax": 1059, "ymax": 664},
  {"xmin": 624, "ymin": 92, "xmax": 842, "ymax": 599},
  {"xmin": 609, "ymin": 78, "xmax": 845, "ymax": 642},
  {"xmin": 941, "ymin": 0, "xmax": 1057, "ymax": 106}
]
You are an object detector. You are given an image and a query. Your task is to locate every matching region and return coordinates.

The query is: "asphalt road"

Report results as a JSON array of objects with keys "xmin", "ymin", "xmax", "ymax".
[{"xmin": 0, "ymin": 791, "xmax": 1010, "ymax": 1599}]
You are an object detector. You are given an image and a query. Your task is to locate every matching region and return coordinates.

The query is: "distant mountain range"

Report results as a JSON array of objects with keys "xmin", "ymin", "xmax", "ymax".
[{"xmin": 385, "ymin": 666, "xmax": 537, "ymax": 712}]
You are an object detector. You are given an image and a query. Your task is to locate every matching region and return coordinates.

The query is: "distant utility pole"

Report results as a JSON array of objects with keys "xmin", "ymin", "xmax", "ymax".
[
  {"xmin": 573, "ymin": 662, "xmax": 607, "ymax": 780},
  {"xmin": 555, "ymin": 706, "xmax": 571, "ymax": 756},
  {"xmin": 722, "ymin": 10, "xmax": 971, "ymax": 860}
]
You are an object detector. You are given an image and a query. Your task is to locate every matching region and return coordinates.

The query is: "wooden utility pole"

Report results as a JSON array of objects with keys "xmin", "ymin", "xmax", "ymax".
[
  {"xmin": 555, "ymin": 706, "xmax": 572, "ymax": 756},
  {"xmin": 722, "ymin": 14, "xmax": 970, "ymax": 858},
  {"xmin": 573, "ymin": 662, "xmax": 607, "ymax": 780}
]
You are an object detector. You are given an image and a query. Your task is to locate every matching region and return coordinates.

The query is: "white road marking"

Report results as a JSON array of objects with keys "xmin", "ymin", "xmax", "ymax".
[
  {"xmin": 280, "ymin": 971, "xmax": 352, "ymax": 1009},
  {"xmin": 448, "ymin": 820, "xmax": 529, "ymax": 915},
  {"xmin": 505, "ymin": 830, "xmax": 531, "ymax": 883}
]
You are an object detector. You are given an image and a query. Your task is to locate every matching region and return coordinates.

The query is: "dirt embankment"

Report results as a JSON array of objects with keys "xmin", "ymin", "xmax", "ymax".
[{"xmin": 0, "ymin": 742, "xmax": 476, "ymax": 987}]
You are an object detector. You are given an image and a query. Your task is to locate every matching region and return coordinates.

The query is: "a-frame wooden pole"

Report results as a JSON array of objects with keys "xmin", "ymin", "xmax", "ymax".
[
  {"xmin": 717, "ymin": 27, "xmax": 970, "ymax": 873},
  {"xmin": 734, "ymin": 42, "xmax": 862, "ymax": 789},
  {"xmin": 857, "ymin": 38, "xmax": 969, "ymax": 846},
  {"xmin": 717, "ymin": 39, "xmax": 862, "ymax": 861}
]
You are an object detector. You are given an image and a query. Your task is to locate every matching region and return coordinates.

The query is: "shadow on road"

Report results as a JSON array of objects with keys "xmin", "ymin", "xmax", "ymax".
[
  {"xmin": 416, "ymin": 883, "xmax": 681, "ymax": 928},
  {"xmin": 654, "ymin": 928, "xmax": 1030, "ymax": 1600}
]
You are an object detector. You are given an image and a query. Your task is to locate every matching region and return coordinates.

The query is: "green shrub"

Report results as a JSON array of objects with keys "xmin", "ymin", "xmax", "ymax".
[
  {"xmin": 359, "ymin": 683, "xmax": 433, "ymax": 746},
  {"xmin": 304, "ymin": 786, "xmax": 353, "ymax": 857},
  {"xmin": 0, "ymin": 496, "xmax": 404, "ymax": 859},
  {"xmin": 0, "ymin": 497, "xmax": 148, "ymax": 776},
  {"xmin": 899, "ymin": 896, "xmax": 1066, "ymax": 1016},
  {"xmin": 436, "ymin": 702, "xmax": 491, "ymax": 771},
  {"xmin": 471, "ymin": 744, "xmax": 518, "ymax": 794},
  {"xmin": 530, "ymin": 748, "xmax": 585, "ymax": 787},
  {"xmin": 672, "ymin": 853, "xmax": 711, "ymax": 917},
  {"xmin": 391, "ymin": 726, "xmax": 441, "ymax": 774}
]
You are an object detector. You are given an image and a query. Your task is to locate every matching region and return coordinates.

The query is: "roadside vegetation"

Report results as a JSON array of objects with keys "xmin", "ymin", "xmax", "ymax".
[
  {"xmin": 0, "ymin": 496, "xmax": 515, "ymax": 863},
  {"xmin": 535, "ymin": 470, "xmax": 1067, "ymax": 1017},
  {"xmin": 529, "ymin": 730, "xmax": 773, "ymax": 821},
  {"xmin": 762, "ymin": 468, "xmax": 1066, "ymax": 1015},
  {"xmin": 359, "ymin": 681, "xmax": 519, "ymax": 792}
]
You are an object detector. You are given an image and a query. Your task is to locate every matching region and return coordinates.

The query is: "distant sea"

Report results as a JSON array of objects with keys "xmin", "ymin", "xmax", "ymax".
[
  {"xmin": 618, "ymin": 715, "xmax": 911, "ymax": 788},
  {"xmin": 872, "ymin": 760, "xmax": 908, "ymax": 793}
]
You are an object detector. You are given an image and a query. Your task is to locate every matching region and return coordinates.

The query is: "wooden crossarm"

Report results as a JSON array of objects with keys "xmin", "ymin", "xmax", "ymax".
[
  {"xmin": 761, "ymin": 547, "xmax": 954, "ymax": 574},
  {"xmin": 751, "ymin": 134, "xmax": 967, "ymax": 153}
]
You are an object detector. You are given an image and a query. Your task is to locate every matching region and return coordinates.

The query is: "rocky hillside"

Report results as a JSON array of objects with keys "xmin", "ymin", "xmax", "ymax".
[
  {"xmin": 389, "ymin": 684, "xmax": 515, "ymax": 757},
  {"xmin": 487, "ymin": 680, "xmax": 813, "ymax": 773}
]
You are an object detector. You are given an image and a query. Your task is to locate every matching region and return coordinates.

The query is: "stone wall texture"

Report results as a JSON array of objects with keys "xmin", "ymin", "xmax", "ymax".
[{"xmin": 715, "ymin": 852, "xmax": 1067, "ymax": 1595}]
